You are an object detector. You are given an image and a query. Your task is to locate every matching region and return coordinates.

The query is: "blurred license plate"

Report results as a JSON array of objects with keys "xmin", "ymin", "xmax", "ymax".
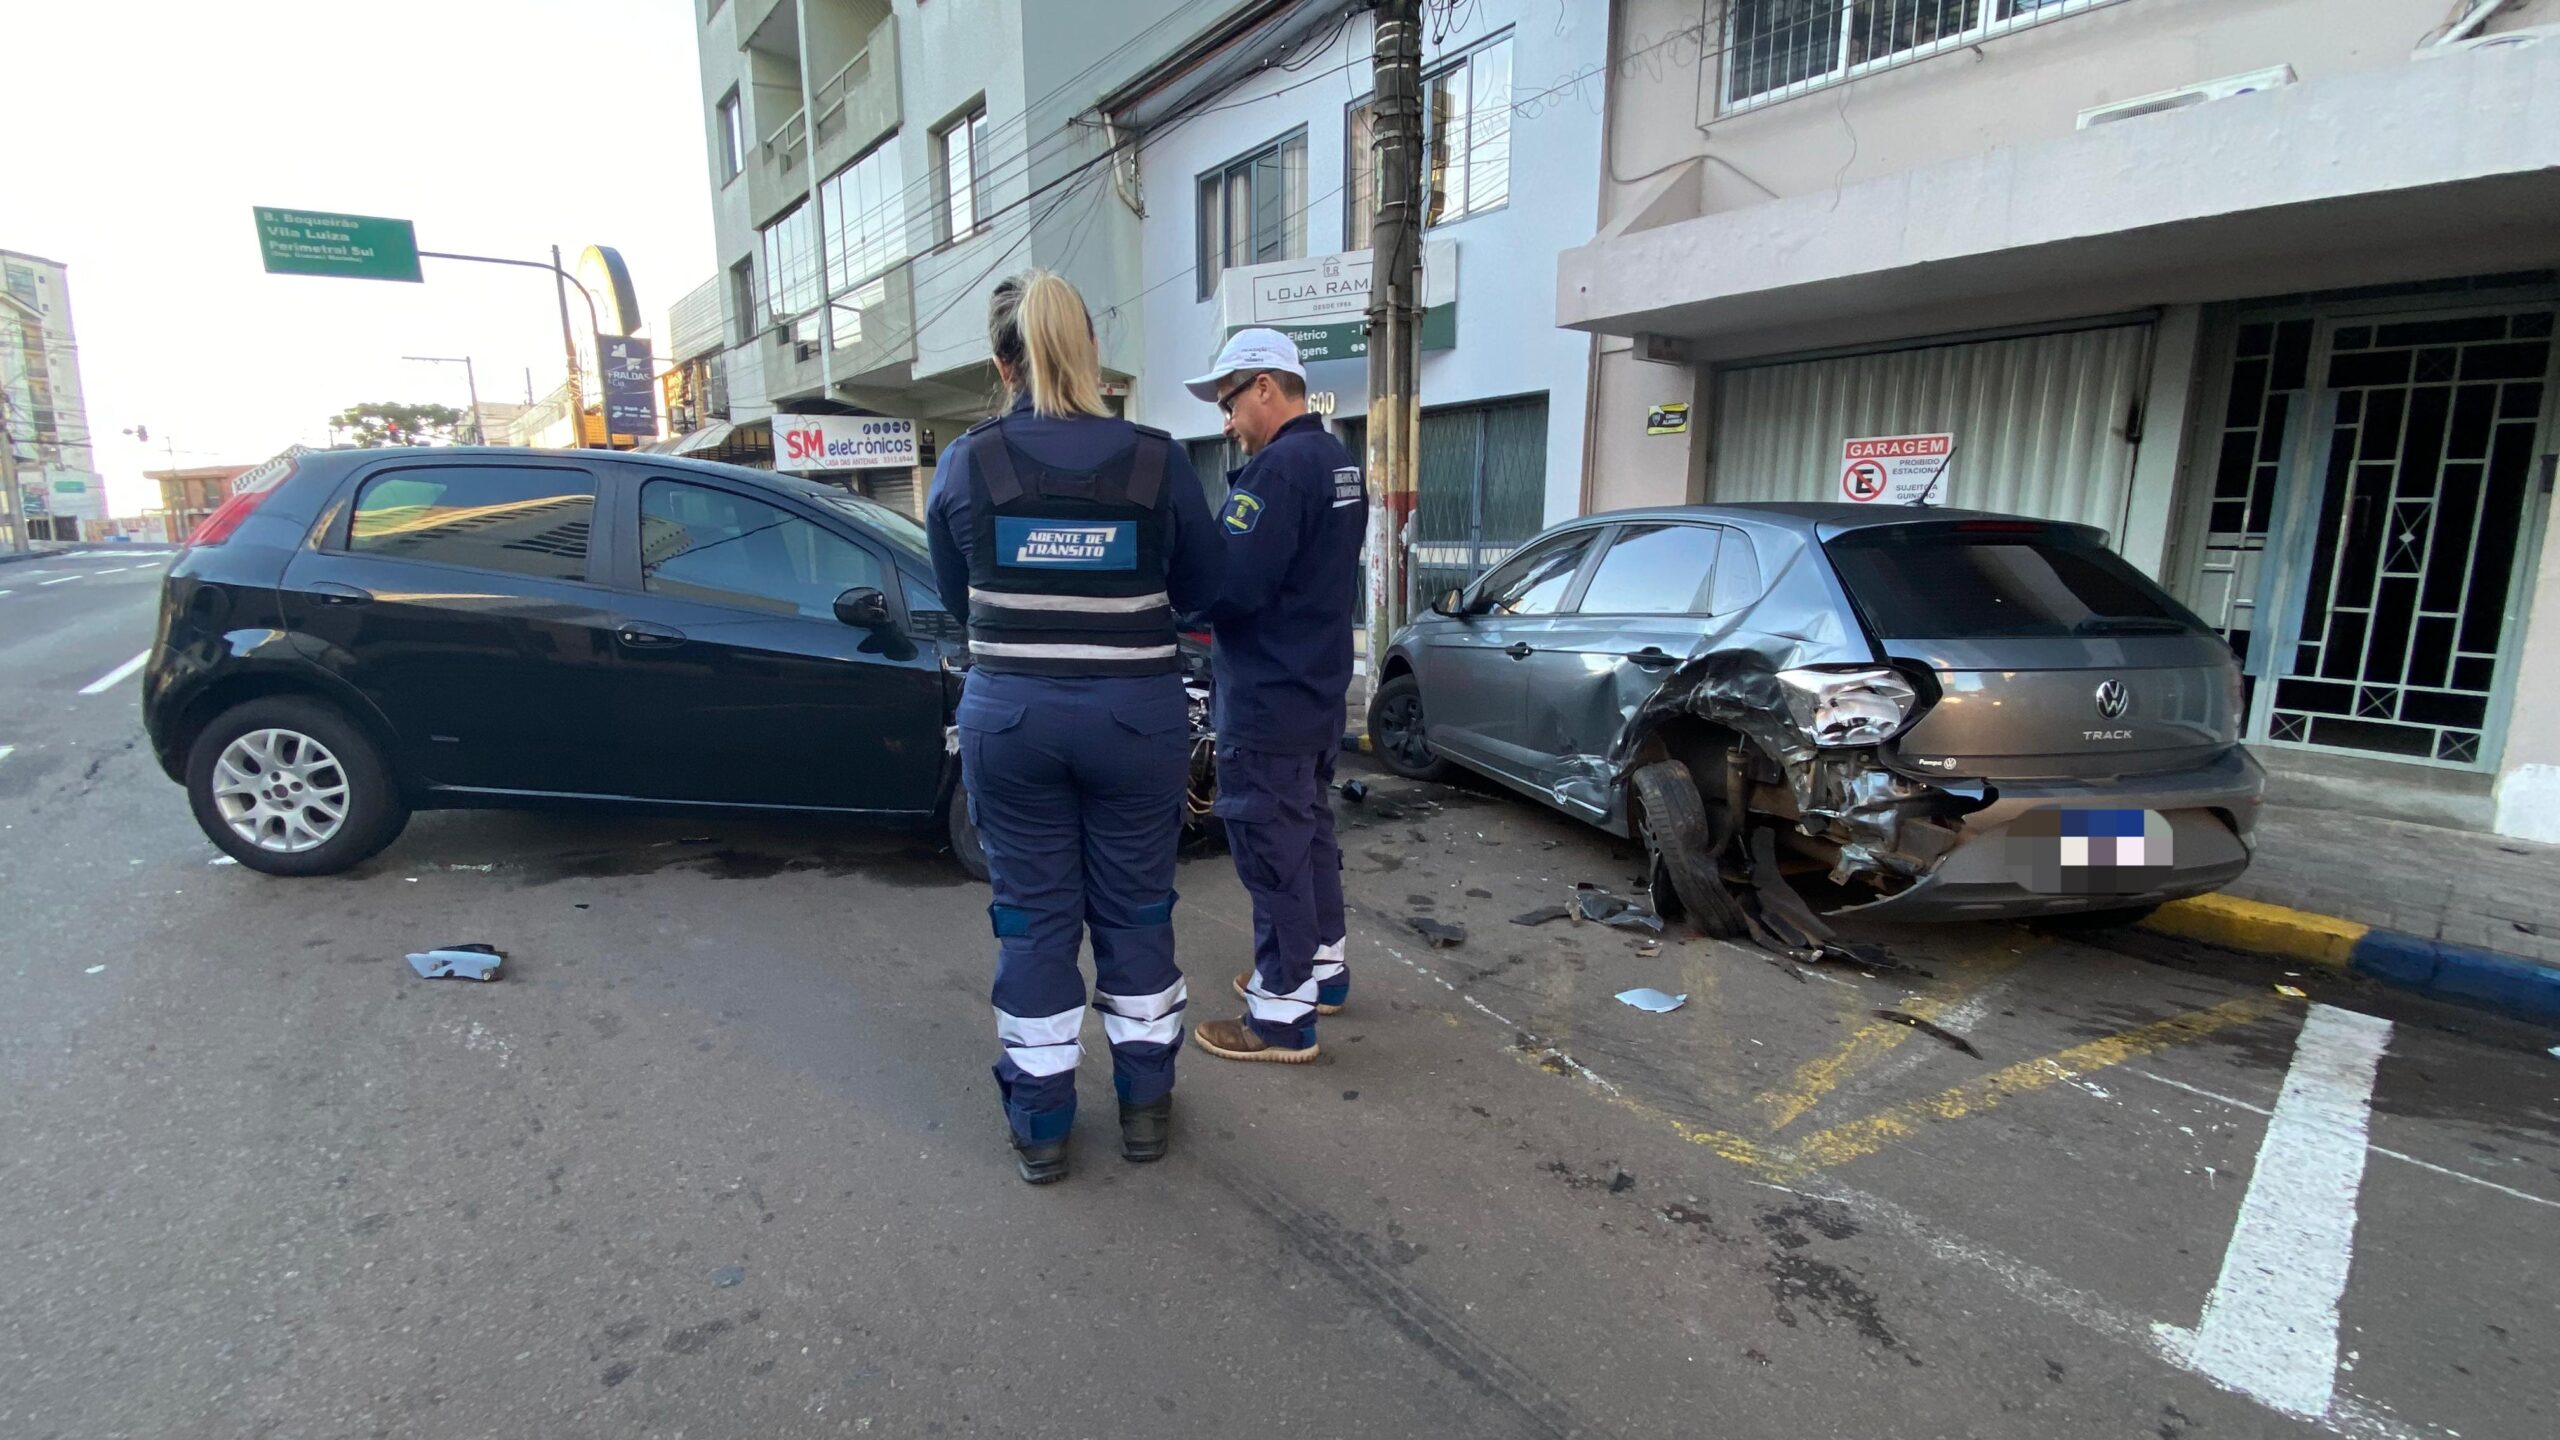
[{"xmin": 2005, "ymin": 809, "xmax": 2175, "ymax": 894}]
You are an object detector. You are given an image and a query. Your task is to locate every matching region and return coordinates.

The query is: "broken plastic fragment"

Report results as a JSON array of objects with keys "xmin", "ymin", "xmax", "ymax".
[
  {"xmin": 1407, "ymin": 917, "xmax": 1466, "ymax": 949},
  {"xmin": 1614, "ymin": 988, "xmax": 1687, "ymax": 1014},
  {"xmin": 1339, "ymin": 780, "xmax": 1369, "ymax": 802},
  {"xmin": 407, "ymin": 943, "xmax": 505, "ymax": 981},
  {"xmin": 2274, "ymin": 983, "xmax": 2308, "ymax": 999},
  {"xmin": 1511, "ymin": 906, "xmax": 1571, "ymax": 927}
]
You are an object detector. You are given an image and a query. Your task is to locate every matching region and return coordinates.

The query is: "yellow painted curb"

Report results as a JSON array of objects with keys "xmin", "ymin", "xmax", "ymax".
[{"xmin": 2147, "ymin": 893, "xmax": 2364, "ymax": 970}]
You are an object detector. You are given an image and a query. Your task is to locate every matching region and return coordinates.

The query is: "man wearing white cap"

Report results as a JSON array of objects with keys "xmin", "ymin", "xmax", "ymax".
[{"xmin": 1180, "ymin": 328, "xmax": 1368, "ymax": 1066}]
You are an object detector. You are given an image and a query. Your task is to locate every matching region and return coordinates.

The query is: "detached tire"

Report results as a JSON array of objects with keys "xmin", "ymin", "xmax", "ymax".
[
  {"xmin": 1367, "ymin": 673, "xmax": 1451, "ymax": 781},
  {"xmin": 947, "ymin": 775, "xmax": 990, "ymax": 882},
  {"xmin": 1629, "ymin": 760, "xmax": 1750, "ymax": 940},
  {"xmin": 186, "ymin": 696, "xmax": 408, "ymax": 877}
]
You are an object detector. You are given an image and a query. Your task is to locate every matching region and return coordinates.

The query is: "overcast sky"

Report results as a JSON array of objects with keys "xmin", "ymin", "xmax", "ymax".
[{"xmin": 2, "ymin": 0, "xmax": 716, "ymax": 514}]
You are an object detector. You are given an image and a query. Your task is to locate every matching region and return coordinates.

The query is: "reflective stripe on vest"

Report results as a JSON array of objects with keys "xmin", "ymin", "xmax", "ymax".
[{"xmin": 967, "ymin": 587, "xmax": 1171, "ymax": 613}]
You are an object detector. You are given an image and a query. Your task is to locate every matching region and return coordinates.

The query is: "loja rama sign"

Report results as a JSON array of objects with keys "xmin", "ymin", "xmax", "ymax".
[{"xmin": 774, "ymin": 414, "xmax": 922, "ymax": 471}]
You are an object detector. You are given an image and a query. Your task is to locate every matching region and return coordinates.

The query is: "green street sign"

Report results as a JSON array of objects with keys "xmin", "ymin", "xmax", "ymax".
[{"xmin": 253, "ymin": 207, "xmax": 422, "ymax": 282}]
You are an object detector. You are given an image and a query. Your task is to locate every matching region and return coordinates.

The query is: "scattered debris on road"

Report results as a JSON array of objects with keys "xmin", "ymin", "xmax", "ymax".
[
  {"xmin": 1872, "ymin": 1009, "xmax": 1982, "ymax": 1058},
  {"xmin": 2275, "ymin": 984, "xmax": 2309, "ymax": 999},
  {"xmin": 1615, "ymin": 988, "xmax": 1688, "ymax": 1014},
  {"xmin": 1573, "ymin": 882, "xmax": 1665, "ymax": 932},
  {"xmin": 406, "ymin": 943, "xmax": 506, "ymax": 982},
  {"xmin": 1339, "ymin": 780, "xmax": 1369, "ymax": 802},
  {"xmin": 711, "ymin": 1265, "xmax": 746, "ymax": 1287},
  {"xmin": 84, "ymin": 965, "xmax": 105, "ymax": 975},
  {"xmin": 207, "ymin": 856, "xmax": 238, "ymax": 867},
  {"xmin": 1408, "ymin": 917, "xmax": 1467, "ymax": 949},
  {"xmin": 1511, "ymin": 905, "xmax": 1571, "ymax": 927}
]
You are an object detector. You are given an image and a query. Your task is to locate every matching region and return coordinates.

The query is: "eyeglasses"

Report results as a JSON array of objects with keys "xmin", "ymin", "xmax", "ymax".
[{"xmin": 1215, "ymin": 373, "xmax": 1263, "ymax": 416}]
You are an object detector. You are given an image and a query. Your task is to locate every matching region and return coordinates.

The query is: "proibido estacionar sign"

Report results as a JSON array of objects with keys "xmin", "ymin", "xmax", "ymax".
[{"xmin": 1840, "ymin": 433, "xmax": 1953, "ymax": 504}]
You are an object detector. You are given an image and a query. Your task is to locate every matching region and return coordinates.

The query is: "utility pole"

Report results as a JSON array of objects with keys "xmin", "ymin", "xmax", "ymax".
[
  {"xmin": 0, "ymin": 403, "xmax": 24, "ymax": 554},
  {"xmin": 1364, "ymin": 0, "xmax": 1426, "ymax": 672},
  {"xmin": 550, "ymin": 244, "xmax": 589, "ymax": 448},
  {"xmin": 403, "ymin": 355, "xmax": 486, "ymax": 443}
]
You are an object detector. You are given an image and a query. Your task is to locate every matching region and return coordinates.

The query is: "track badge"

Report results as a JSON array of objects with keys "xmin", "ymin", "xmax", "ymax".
[{"xmin": 1220, "ymin": 490, "xmax": 1265, "ymax": 534}]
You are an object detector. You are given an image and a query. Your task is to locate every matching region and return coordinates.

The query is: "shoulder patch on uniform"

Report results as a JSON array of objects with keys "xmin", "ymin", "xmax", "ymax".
[
  {"xmin": 1220, "ymin": 490, "xmax": 1266, "ymax": 534},
  {"xmin": 1331, "ymin": 466, "xmax": 1366, "ymax": 508}
]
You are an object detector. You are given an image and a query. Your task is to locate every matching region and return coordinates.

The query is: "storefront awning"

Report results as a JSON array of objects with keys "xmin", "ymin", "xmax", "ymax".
[{"xmin": 1558, "ymin": 47, "xmax": 2560, "ymax": 361}]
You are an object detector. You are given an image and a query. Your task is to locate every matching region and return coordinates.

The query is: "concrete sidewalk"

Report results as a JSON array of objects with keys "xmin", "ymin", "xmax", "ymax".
[{"xmin": 2226, "ymin": 803, "xmax": 2559, "ymax": 968}]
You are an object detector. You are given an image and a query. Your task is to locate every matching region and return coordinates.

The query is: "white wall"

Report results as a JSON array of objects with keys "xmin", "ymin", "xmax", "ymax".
[{"xmin": 1130, "ymin": 3, "xmax": 1606, "ymax": 525}]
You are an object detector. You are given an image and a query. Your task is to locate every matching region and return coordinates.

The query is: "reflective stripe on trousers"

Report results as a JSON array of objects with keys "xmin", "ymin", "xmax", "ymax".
[{"xmin": 961, "ymin": 670, "xmax": 1191, "ymax": 1144}]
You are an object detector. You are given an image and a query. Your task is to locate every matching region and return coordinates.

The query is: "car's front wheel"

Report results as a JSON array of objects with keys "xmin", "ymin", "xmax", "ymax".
[
  {"xmin": 186, "ymin": 696, "xmax": 409, "ymax": 876},
  {"xmin": 1368, "ymin": 672, "xmax": 1450, "ymax": 781}
]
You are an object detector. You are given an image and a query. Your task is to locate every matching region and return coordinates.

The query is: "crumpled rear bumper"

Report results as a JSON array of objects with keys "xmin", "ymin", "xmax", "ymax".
[{"xmin": 1841, "ymin": 746, "xmax": 2263, "ymax": 922}]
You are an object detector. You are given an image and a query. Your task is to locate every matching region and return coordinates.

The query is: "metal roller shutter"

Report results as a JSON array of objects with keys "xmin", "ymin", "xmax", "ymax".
[
  {"xmin": 1710, "ymin": 324, "xmax": 2152, "ymax": 539},
  {"xmin": 860, "ymin": 470, "xmax": 922, "ymax": 519}
]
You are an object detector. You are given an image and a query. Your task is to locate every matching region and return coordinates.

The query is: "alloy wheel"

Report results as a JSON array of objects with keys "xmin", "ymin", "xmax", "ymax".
[
  {"xmin": 1379, "ymin": 693, "xmax": 1432, "ymax": 769},
  {"xmin": 211, "ymin": 728, "xmax": 351, "ymax": 853}
]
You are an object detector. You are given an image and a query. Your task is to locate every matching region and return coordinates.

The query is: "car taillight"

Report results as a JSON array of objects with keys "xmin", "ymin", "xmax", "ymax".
[{"xmin": 185, "ymin": 488, "xmax": 269, "ymax": 548}]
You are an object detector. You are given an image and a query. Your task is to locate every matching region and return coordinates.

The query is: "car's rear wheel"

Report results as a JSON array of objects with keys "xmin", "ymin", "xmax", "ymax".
[
  {"xmin": 1629, "ymin": 759, "xmax": 1750, "ymax": 939},
  {"xmin": 186, "ymin": 696, "xmax": 408, "ymax": 877},
  {"xmin": 1368, "ymin": 673, "xmax": 1450, "ymax": 781}
]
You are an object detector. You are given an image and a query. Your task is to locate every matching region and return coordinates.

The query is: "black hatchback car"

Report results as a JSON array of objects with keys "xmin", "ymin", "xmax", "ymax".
[{"xmin": 144, "ymin": 446, "xmax": 990, "ymax": 876}]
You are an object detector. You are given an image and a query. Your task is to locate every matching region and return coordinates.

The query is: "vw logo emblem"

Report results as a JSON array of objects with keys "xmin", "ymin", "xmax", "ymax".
[{"xmin": 2094, "ymin": 679, "xmax": 2131, "ymax": 719}]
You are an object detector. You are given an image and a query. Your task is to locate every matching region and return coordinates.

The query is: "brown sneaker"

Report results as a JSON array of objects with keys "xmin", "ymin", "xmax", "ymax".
[
  {"xmin": 1233, "ymin": 971, "xmax": 1345, "ymax": 1016},
  {"xmin": 1192, "ymin": 1018, "xmax": 1320, "ymax": 1064}
]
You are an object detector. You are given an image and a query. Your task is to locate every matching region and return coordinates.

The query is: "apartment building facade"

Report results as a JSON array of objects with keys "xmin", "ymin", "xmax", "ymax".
[
  {"xmin": 1115, "ymin": 0, "xmax": 1608, "ymax": 602},
  {"xmin": 1559, "ymin": 0, "xmax": 2560, "ymax": 839},
  {"xmin": 679, "ymin": 0, "xmax": 1248, "ymax": 510},
  {"xmin": 1, "ymin": 250, "xmax": 107, "ymax": 544}
]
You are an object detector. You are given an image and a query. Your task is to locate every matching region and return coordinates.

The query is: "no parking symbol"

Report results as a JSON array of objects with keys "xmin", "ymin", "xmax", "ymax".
[{"xmin": 1839, "ymin": 433, "xmax": 1954, "ymax": 504}]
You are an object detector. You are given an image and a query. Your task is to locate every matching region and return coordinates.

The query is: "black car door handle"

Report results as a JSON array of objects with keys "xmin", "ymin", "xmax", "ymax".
[
  {"xmin": 1626, "ymin": 647, "xmax": 1676, "ymax": 668},
  {"xmin": 616, "ymin": 621, "xmax": 687, "ymax": 650},
  {"xmin": 1505, "ymin": 642, "xmax": 1535, "ymax": 659},
  {"xmin": 307, "ymin": 581, "xmax": 372, "ymax": 606}
]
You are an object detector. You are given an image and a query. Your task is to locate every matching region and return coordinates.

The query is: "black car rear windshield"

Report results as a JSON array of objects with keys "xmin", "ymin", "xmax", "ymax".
[{"xmin": 1824, "ymin": 524, "xmax": 2206, "ymax": 640}]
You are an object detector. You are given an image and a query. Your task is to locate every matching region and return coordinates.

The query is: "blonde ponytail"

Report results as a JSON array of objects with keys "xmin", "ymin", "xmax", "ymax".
[{"xmin": 989, "ymin": 269, "xmax": 1110, "ymax": 419}]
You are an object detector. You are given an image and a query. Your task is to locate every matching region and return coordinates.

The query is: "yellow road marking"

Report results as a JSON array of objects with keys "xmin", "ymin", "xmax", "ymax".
[
  {"xmin": 1758, "ymin": 951, "xmax": 2026, "ymax": 1133},
  {"xmin": 1775, "ymin": 996, "xmax": 2273, "ymax": 1180}
]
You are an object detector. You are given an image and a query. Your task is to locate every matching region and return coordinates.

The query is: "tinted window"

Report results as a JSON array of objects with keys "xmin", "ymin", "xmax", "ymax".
[
  {"xmin": 348, "ymin": 464, "xmax": 594, "ymax": 580},
  {"xmin": 1473, "ymin": 532, "xmax": 1592, "ymax": 617},
  {"xmin": 1825, "ymin": 527, "xmax": 2203, "ymax": 640},
  {"xmin": 642, "ymin": 480, "xmax": 884, "ymax": 619},
  {"xmin": 810, "ymin": 489, "xmax": 930, "ymax": 561},
  {"xmin": 1577, "ymin": 524, "xmax": 1722, "ymax": 615}
]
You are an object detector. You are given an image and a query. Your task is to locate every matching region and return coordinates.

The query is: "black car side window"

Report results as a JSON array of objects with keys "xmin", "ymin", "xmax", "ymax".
[
  {"xmin": 1473, "ymin": 533, "xmax": 1593, "ymax": 617},
  {"xmin": 1576, "ymin": 523, "xmax": 1723, "ymax": 615},
  {"xmin": 347, "ymin": 464, "xmax": 595, "ymax": 581},
  {"xmin": 641, "ymin": 480, "xmax": 885, "ymax": 620}
]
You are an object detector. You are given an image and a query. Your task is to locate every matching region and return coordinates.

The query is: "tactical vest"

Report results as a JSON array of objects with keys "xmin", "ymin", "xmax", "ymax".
[{"xmin": 963, "ymin": 416, "xmax": 1180, "ymax": 677}]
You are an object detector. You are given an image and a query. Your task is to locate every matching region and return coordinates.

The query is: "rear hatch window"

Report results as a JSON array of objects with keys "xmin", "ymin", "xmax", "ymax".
[
  {"xmin": 1824, "ymin": 522, "xmax": 2206, "ymax": 640},
  {"xmin": 1823, "ymin": 522, "xmax": 2235, "ymax": 781}
]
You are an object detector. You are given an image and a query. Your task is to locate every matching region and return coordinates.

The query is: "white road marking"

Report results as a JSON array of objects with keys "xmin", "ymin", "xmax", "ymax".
[
  {"xmin": 0, "ymin": 745, "xmax": 14, "ymax": 764},
  {"xmin": 2164, "ymin": 1003, "xmax": 2391, "ymax": 1421},
  {"xmin": 40, "ymin": 574, "xmax": 84, "ymax": 586},
  {"xmin": 89, "ymin": 566, "xmax": 127, "ymax": 575},
  {"xmin": 2128, "ymin": 1066, "xmax": 2559, "ymax": 1211},
  {"xmin": 0, "ymin": 589, "xmax": 13, "ymax": 598},
  {"xmin": 80, "ymin": 651, "xmax": 152, "ymax": 695}
]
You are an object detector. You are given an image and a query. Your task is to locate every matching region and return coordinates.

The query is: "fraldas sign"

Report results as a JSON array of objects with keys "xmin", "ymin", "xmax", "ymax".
[{"xmin": 774, "ymin": 414, "xmax": 921, "ymax": 471}]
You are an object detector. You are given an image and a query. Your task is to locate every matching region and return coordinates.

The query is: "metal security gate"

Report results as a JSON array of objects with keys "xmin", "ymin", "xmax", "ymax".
[
  {"xmin": 1410, "ymin": 395, "xmax": 1549, "ymax": 602},
  {"xmin": 2202, "ymin": 305, "xmax": 2557, "ymax": 767},
  {"xmin": 1710, "ymin": 323, "xmax": 2153, "ymax": 535}
]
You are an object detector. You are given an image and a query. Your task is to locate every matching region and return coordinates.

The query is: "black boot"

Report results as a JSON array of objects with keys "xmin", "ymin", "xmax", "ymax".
[
  {"xmin": 1012, "ymin": 1136, "xmax": 1069, "ymax": 1185},
  {"xmin": 1119, "ymin": 1097, "xmax": 1173, "ymax": 1163}
]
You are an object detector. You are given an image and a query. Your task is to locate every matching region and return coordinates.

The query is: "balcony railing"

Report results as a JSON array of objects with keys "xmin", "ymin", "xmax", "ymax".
[
  {"xmin": 761, "ymin": 108, "xmax": 807, "ymax": 174},
  {"xmin": 812, "ymin": 46, "xmax": 872, "ymax": 140}
]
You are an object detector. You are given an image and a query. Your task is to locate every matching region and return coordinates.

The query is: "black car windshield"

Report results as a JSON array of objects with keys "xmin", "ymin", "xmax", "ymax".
[
  {"xmin": 1824, "ymin": 525, "xmax": 2206, "ymax": 640},
  {"xmin": 814, "ymin": 491, "xmax": 931, "ymax": 561}
]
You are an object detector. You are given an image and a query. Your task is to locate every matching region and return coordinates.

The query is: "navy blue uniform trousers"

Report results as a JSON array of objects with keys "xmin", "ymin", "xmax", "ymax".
[
  {"xmin": 959, "ymin": 670, "xmax": 1191, "ymax": 1144},
  {"xmin": 1216, "ymin": 743, "xmax": 1348, "ymax": 1048}
]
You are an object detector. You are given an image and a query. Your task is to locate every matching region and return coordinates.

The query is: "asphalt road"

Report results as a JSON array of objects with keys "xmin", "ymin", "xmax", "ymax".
[{"xmin": 3, "ymin": 550, "xmax": 2555, "ymax": 1440}]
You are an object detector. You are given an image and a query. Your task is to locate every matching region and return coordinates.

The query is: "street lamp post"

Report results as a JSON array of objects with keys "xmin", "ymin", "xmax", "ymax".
[{"xmin": 403, "ymin": 355, "xmax": 486, "ymax": 444}]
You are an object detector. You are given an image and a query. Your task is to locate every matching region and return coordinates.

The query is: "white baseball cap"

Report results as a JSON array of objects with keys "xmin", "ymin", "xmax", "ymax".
[{"xmin": 1184, "ymin": 327, "xmax": 1307, "ymax": 402}]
